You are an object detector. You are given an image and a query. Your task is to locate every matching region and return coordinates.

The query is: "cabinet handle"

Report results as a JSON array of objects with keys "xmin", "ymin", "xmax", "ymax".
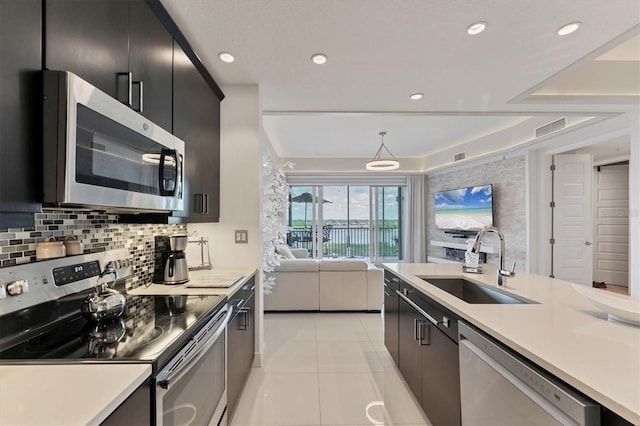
[
  {"xmin": 195, "ymin": 194, "xmax": 205, "ymax": 213},
  {"xmin": 419, "ymin": 322, "xmax": 430, "ymax": 346},
  {"xmin": 116, "ymin": 72, "xmax": 132, "ymax": 107},
  {"xmin": 239, "ymin": 307, "xmax": 250, "ymax": 330},
  {"xmin": 414, "ymin": 318, "xmax": 420, "ymax": 341},
  {"xmin": 132, "ymin": 80, "xmax": 143, "ymax": 112},
  {"xmin": 397, "ymin": 289, "xmax": 450, "ymax": 329}
]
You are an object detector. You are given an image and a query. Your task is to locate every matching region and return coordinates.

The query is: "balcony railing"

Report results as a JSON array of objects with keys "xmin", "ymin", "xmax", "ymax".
[{"xmin": 287, "ymin": 226, "xmax": 400, "ymax": 259}]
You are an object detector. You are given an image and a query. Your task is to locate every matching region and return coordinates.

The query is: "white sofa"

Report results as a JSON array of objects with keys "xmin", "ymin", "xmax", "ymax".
[{"xmin": 264, "ymin": 249, "xmax": 384, "ymax": 311}]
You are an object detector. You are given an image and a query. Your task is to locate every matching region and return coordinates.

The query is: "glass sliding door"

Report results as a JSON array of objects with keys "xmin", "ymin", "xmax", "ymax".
[
  {"xmin": 319, "ymin": 185, "xmax": 372, "ymax": 259},
  {"xmin": 287, "ymin": 186, "xmax": 314, "ymax": 253},
  {"xmin": 287, "ymin": 186, "xmax": 327, "ymax": 258},
  {"xmin": 370, "ymin": 186, "xmax": 403, "ymax": 261},
  {"xmin": 288, "ymin": 184, "xmax": 403, "ymax": 260}
]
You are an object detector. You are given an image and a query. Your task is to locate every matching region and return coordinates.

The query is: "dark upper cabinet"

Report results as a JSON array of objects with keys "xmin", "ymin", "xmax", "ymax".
[
  {"xmin": 45, "ymin": 0, "xmax": 129, "ymax": 98},
  {"xmin": 128, "ymin": 1, "xmax": 173, "ymax": 131},
  {"xmin": 0, "ymin": 0, "xmax": 43, "ymax": 229},
  {"xmin": 45, "ymin": 0, "xmax": 173, "ymax": 131},
  {"xmin": 172, "ymin": 41, "xmax": 221, "ymax": 222}
]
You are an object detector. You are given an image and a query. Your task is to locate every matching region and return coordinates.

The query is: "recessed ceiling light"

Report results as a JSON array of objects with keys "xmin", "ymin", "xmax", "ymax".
[
  {"xmin": 218, "ymin": 52, "xmax": 234, "ymax": 63},
  {"xmin": 410, "ymin": 93, "xmax": 423, "ymax": 100},
  {"xmin": 466, "ymin": 21, "xmax": 487, "ymax": 35},
  {"xmin": 557, "ymin": 22, "xmax": 582, "ymax": 36},
  {"xmin": 311, "ymin": 53, "xmax": 327, "ymax": 65}
]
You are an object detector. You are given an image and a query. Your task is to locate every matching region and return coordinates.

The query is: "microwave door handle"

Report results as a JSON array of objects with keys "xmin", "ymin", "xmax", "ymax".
[
  {"xmin": 158, "ymin": 149, "xmax": 177, "ymax": 196},
  {"xmin": 156, "ymin": 307, "xmax": 232, "ymax": 390},
  {"xmin": 177, "ymin": 153, "xmax": 183, "ymax": 199}
]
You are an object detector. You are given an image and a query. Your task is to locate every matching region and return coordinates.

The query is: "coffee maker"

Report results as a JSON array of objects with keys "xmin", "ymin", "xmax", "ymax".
[{"xmin": 154, "ymin": 234, "xmax": 189, "ymax": 284}]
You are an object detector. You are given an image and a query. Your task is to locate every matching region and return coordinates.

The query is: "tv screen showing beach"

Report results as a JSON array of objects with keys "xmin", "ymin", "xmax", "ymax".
[{"xmin": 435, "ymin": 185, "xmax": 493, "ymax": 231}]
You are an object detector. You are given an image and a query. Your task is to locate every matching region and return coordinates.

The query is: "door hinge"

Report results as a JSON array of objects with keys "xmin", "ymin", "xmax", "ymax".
[
  {"xmin": 550, "ymin": 164, "xmax": 556, "ymax": 171},
  {"xmin": 549, "ymin": 238, "xmax": 555, "ymax": 245},
  {"xmin": 549, "ymin": 201, "xmax": 556, "ymax": 208}
]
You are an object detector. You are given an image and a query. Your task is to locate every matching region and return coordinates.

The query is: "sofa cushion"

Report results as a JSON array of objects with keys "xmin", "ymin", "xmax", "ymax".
[
  {"xmin": 290, "ymin": 248, "xmax": 309, "ymax": 259},
  {"xmin": 319, "ymin": 259, "xmax": 368, "ymax": 271},
  {"xmin": 275, "ymin": 244, "xmax": 296, "ymax": 259},
  {"xmin": 274, "ymin": 258, "xmax": 320, "ymax": 272}
]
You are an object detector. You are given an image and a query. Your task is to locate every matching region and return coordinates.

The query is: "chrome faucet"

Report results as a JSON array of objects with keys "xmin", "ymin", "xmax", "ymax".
[{"xmin": 470, "ymin": 226, "xmax": 516, "ymax": 286}]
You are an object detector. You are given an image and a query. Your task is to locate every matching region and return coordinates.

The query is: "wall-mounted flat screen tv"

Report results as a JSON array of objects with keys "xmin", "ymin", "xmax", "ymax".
[{"xmin": 434, "ymin": 184, "xmax": 493, "ymax": 231}]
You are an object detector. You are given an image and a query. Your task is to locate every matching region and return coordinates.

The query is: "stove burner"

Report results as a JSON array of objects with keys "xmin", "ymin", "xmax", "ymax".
[
  {"xmin": 23, "ymin": 330, "xmax": 82, "ymax": 355},
  {"xmin": 83, "ymin": 318, "xmax": 127, "ymax": 358}
]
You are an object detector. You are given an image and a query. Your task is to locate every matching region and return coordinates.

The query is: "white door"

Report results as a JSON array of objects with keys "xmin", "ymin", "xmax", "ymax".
[
  {"xmin": 593, "ymin": 163, "xmax": 629, "ymax": 287},
  {"xmin": 553, "ymin": 154, "xmax": 593, "ymax": 286}
]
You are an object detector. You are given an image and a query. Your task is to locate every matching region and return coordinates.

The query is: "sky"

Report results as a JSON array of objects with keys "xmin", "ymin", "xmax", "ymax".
[
  {"xmin": 434, "ymin": 185, "xmax": 492, "ymax": 210},
  {"xmin": 290, "ymin": 186, "xmax": 400, "ymax": 222}
]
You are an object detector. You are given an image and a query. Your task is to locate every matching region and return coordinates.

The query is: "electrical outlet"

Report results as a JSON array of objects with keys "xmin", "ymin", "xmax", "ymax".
[{"xmin": 235, "ymin": 230, "xmax": 248, "ymax": 244}]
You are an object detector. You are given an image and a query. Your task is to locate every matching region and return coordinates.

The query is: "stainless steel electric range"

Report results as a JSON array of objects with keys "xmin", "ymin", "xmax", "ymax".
[{"xmin": 0, "ymin": 249, "xmax": 230, "ymax": 426}]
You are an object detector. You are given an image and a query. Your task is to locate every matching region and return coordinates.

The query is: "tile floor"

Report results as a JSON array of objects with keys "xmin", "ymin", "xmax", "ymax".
[{"xmin": 230, "ymin": 312, "xmax": 431, "ymax": 426}]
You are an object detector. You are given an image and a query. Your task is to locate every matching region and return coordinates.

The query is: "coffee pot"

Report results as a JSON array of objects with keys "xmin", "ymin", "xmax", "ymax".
[{"xmin": 155, "ymin": 234, "xmax": 190, "ymax": 284}]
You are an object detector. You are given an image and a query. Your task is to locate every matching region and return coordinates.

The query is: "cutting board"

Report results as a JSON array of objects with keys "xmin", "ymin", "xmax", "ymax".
[{"xmin": 186, "ymin": 273, "xmax": 245, "ymax": 288}]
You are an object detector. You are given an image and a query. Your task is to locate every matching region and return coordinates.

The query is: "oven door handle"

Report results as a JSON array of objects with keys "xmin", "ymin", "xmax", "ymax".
[{"xmin": 156, "ymin": 307, "xmax": 232, "ymax": 390}]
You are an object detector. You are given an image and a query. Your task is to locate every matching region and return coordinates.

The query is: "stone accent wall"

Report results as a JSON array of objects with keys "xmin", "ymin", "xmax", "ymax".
[
  {"xmin": 426, "ymin": 156, "xmax": 527, "ymax": 270},
  {"xmin": 0, "ymin": 209, "xmax": 186, "ymax": 289}
]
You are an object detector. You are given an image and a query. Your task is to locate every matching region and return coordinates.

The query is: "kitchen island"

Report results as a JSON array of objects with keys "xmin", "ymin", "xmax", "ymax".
[{"xmin": 382, "ymin": 262, "xmax": 640, "ymax": 424}]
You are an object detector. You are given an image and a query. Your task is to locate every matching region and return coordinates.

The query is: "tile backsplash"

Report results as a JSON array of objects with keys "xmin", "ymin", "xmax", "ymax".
[{"xmin": 0, "ymin": 209, "xmax": 186, "ymax": 288}]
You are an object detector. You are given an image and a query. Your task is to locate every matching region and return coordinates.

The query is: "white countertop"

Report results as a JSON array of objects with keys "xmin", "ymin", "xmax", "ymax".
[
  {"xmin": 0, "ymin": 363, "xmax": 150, "ymax": 425},
  {"xmin": 383, "ymin": 262, "xmax": 640, "ymax": 424},
  {"xmin": 127, "ymin": 267, "xmax": 257, "ymax": 297}
]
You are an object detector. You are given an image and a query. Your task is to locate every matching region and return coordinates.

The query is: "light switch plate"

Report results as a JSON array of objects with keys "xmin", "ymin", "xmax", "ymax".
[{"xmin": 235, "ymin": 230, "xmax": 248, "ymax": 244}]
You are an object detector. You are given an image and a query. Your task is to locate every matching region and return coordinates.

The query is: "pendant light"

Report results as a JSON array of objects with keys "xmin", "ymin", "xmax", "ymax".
[{"xmin": 366, "ymin": 131, "xmax": 400, "ymax": 171}]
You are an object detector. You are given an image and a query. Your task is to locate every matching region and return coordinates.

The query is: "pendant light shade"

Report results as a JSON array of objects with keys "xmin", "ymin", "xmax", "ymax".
[{"xmin": 366, "ymin": 131, "xmax": 400, "ymax": 171}]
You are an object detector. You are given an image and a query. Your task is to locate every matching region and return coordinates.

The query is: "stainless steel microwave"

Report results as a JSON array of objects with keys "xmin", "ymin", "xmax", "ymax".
[{"xmin": 43, "ymin": 71, "xmax": 184, "ymax": 212}]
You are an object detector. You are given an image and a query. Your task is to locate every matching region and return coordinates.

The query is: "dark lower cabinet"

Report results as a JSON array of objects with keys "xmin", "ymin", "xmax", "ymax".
[
  {"xmin": 383, "ymin": 272, "xmax": 400, "ymax": 365},
  {"xmin": 100, "ymin": 380, "xmax": 151, "ymax": 426},
  {"xmin": 0, "ymin": 0, "xmax": 43, "ymax": 229},
  {"xmin": 421, "ymin": 322, "xmax": 461, "ymax": 426},
  {"xmin": 386, "ymin": 272, "xmax": 461, "ymax": 426},
  {"xmin": 227, "ymin": 277, "xmax": 256, "ymax": 419},
  {"xmin": 398, "ymin": 296, "xmax": 424, "ymax": 401}
]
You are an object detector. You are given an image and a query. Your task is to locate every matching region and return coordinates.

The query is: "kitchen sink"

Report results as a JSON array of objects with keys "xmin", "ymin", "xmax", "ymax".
[{"xmin": 421, "ymin": 278, "xmax": 536, "ymax": 304}]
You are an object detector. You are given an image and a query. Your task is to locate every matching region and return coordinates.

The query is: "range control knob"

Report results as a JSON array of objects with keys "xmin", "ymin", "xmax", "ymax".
[{"xmin": 6, "ymin": 280, "xmax": 29, "ymax": 296}]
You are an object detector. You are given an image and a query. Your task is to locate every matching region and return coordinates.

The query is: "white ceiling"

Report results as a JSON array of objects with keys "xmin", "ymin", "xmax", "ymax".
[{"xmin": 161, "ymin": 1, "xmax": 640, "ymax": 169}]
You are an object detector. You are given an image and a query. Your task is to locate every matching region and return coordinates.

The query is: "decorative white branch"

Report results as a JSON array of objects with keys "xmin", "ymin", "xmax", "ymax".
[{"xmin": 262, "ymin": 150, "xmax": 290, "ymax": 294}]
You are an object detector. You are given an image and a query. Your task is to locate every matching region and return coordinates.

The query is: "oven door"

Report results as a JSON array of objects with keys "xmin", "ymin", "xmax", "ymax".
[{"xmin": 155, "ymin": 305, "xmax": 231, "ymax": 426}]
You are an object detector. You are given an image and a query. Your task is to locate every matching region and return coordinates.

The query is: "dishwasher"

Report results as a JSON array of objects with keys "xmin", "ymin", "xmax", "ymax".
[{"xmin": 458, "ymin": 322, "xmax": 601, "ymax": 425}]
